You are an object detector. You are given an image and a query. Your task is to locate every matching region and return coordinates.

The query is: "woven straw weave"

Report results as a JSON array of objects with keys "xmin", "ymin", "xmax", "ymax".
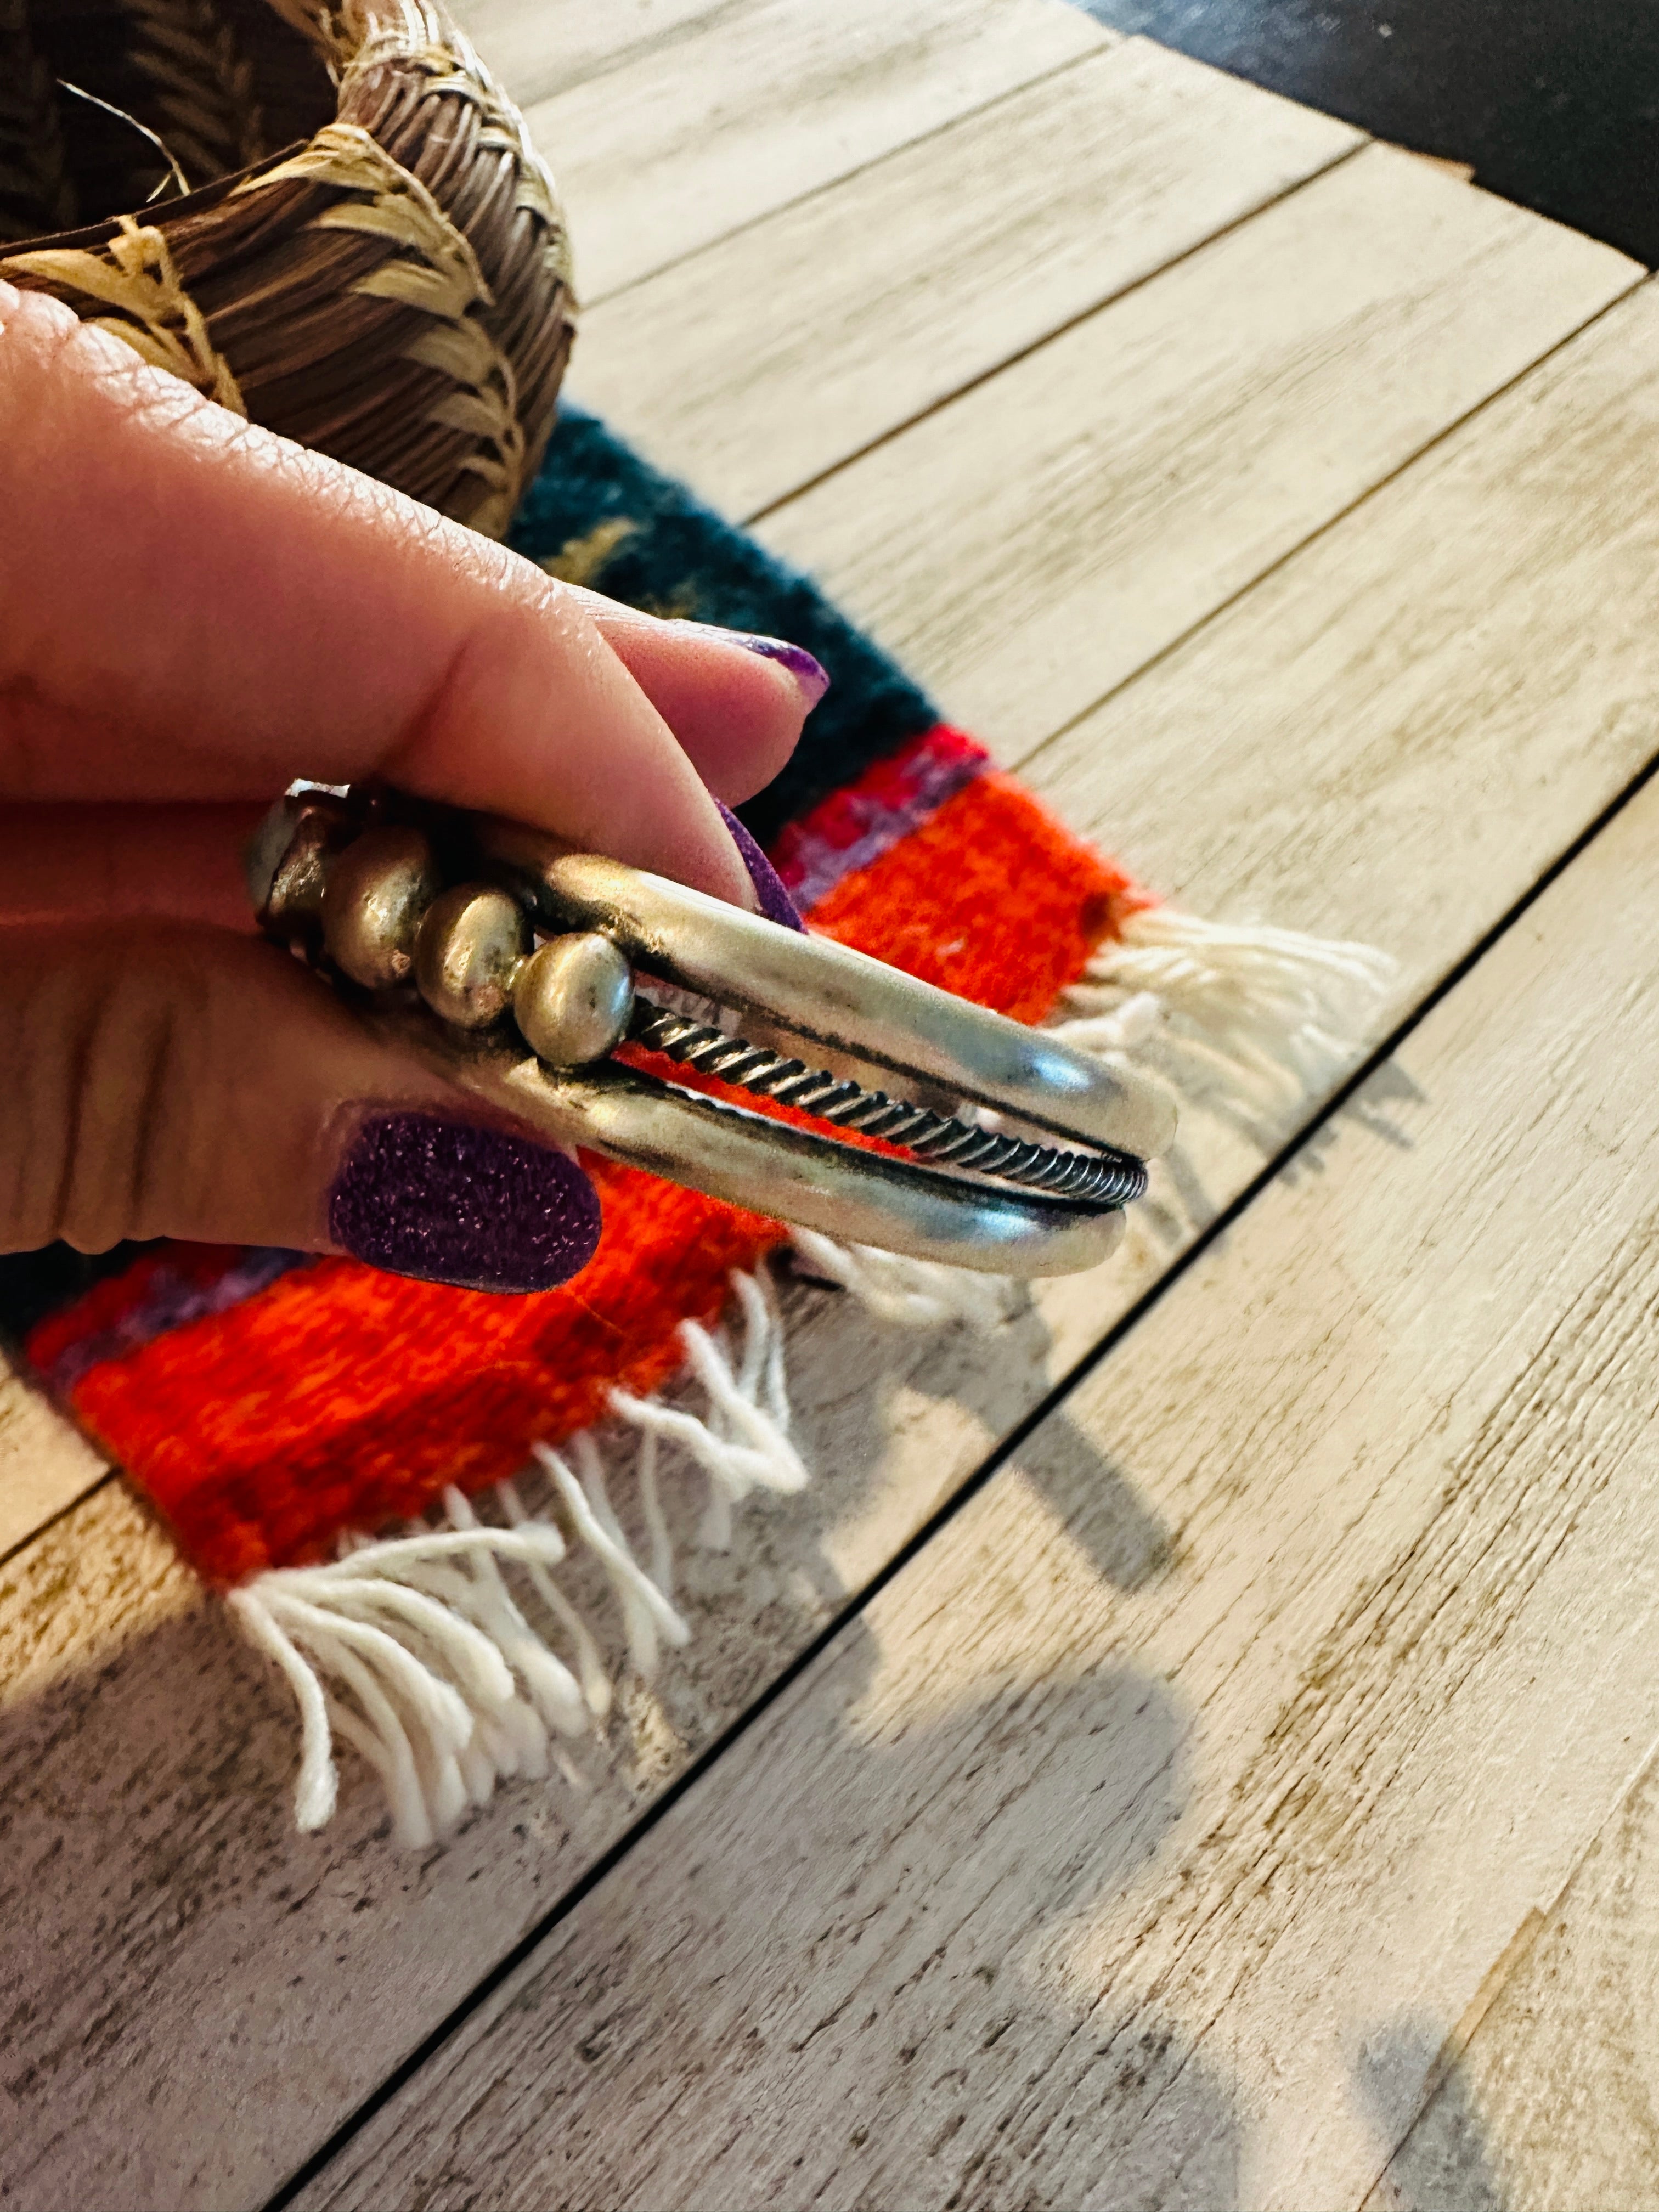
[{"xmin": 0, "ymin": 0, "xmax": 575, "ymax": 534}]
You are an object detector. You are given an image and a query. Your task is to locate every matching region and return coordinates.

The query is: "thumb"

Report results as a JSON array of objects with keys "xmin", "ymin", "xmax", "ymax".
[{"xmin": 0, "ymin": 924, "xmax": 601, "ymax": 1292}]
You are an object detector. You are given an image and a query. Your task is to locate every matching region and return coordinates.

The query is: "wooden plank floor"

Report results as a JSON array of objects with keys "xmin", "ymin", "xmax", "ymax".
[
  {"xmin": 0, "ymin": 1363, "xmax": 106, "ymax": 1556},
  {"xmin": 757, "ymin": 138, "xmax": 1637, "ymax": 761},
  {"xmin": 300, "ymin": 767, "xmax": 1659, "ymax": 2210},
  {"xmin": 449, "ymin": 0, "xmax": 731, "ymax": 111},
  {"xmin": 567, "ymin": 41, "xmax": 1365, "ymax": 520},
  {"xmin": 4, "ymin": 3, "xmax": 1658, "ymax": 2206},
  {"xmin": 520, "ymin": 0, "xmax": 1109, "ymax": 302},
  {"xmin": 1368, "ymin": 1741, "xmax": 1659, "ymax": 2209}
]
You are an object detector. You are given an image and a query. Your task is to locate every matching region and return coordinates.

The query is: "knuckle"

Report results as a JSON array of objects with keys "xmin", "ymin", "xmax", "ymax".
[{"xmin": 0, "ymin": 932, "xmax": 202, "ymax": 1253}]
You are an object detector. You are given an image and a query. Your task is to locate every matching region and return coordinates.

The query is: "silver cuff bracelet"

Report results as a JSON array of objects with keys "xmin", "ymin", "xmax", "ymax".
[{"xmin": 248, "ymin": 786, "xmax": 1175, "ymax": 1278}]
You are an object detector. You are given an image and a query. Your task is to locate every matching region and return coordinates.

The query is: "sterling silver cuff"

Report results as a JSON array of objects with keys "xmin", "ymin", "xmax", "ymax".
[{"xmin": 249, "ymin": 786, "xmax": 1175, "ymax": 1278}]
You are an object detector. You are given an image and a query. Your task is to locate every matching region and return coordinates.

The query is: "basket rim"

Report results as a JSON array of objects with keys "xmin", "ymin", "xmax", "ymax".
[{"xmin": 0, "ymin": 140, "xmax": 308, "ymax": 259}]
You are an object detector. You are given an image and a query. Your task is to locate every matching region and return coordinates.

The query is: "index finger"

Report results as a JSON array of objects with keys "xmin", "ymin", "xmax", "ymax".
[{"xmin": 0, "ymin": 286, "xmax": 781, "ymax": 906}]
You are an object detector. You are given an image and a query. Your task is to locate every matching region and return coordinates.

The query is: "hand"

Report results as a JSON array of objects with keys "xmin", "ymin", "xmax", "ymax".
[{"xmin": 0, "ymin": 284, "xmax": 818, "ymax": 1291}]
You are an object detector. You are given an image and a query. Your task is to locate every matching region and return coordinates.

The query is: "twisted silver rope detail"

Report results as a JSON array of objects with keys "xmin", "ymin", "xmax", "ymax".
[{"xmin": 629, "ymin": 1006, "xmax": 1147, "ymax": 1209}]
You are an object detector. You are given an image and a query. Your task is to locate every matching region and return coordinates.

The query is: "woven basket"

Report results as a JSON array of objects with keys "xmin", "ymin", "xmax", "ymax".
[{"xmin": 0, "ymin": 0, "xmax": 575, "ymax": 534}]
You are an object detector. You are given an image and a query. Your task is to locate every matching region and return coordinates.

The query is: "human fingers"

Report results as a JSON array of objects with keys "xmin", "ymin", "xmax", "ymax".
[
  {"xmin": 0, "ymin": 921, "xmax": 602, "ymax": 1289},
  {"xmin": 0, "ymin": 286, "xmax": 814, "ymax": 902},
  {"xmin": 0, "ymin": 804, "xmax": 263, "ymax": 929},
  {"xmin": 569, "ymin": 596, "xmax": 827, "ymax": 801}
]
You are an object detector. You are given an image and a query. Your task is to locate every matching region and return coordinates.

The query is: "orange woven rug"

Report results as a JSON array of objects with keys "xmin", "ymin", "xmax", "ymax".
[{"xmin": 0, "ymin": 409, "xmax": 1389, "ymax": 1844}]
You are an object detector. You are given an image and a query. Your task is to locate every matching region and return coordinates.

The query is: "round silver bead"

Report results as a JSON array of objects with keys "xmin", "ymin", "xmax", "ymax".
[
  {"xmin": 320, "ymin": 825, "xmax": 441, "ymax": 990},
  {"xmin": 514, "ymin": 932, "xmax": 635, "ymax": 1068},
  {"xmin": 415, "ymin": 884, "xmax": 530, "ymax": 1029},
  {"xmin": 247, "ymin": 788, "xmax": 369, "ymax": 953}
]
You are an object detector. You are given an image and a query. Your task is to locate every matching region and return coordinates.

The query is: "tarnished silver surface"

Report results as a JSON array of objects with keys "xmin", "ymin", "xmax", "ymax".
[
  {"xmin": 494, "ymin": 1054, "xmax": 1129, "ymax": 1274},
  {"xmin": 361, "ymin": 1007, "xmax": 1129, "ymax": 1275},
  {"xmin": 321, "ymin": 825, "xmax": 439, "ymax": 991},
  {"xmin": 628, "ymin": 1004, "xmax": 1147, "ymax": 1210},
  {"xmin": 515, "ymin": 932, "xmax": 635, "ymax": 1068},
  {"xmin": 476, "ymin": 827, "xmax": 1177, "ymax": 1163},
  {"xmin": 245, "ymin": 788, "xmax": 353, "ymax": 952},
  {"xmin": 415, "ymin": 885, "xmax": 529, "ymax": 1029},
  {"xmin": 251, "ymin": 790, "xmax": 1175, "ymax": 1277}
]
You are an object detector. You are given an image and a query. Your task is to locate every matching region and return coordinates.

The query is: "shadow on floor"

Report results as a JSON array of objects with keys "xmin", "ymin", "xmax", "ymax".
[{"xmin": 1357, "ymin": 2016, "xmax": 1511, "ymax": 2211}]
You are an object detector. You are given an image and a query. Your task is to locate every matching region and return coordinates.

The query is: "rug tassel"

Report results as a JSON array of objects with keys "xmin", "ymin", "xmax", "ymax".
[
  {"xmin": 787, "ymin": 1227, "xmax": 1018, "ymax": 1330},
  {"xmin": 235, "ymin": 911, "xmax": 1392, "ymax": 1841},
  {"xmin": 787, "ymin": 903, "xmax": 1395, "ymax": 1332},
  {"xmin": 610, "ymin": 1263, "xmax": 807, "ymax": 1550},
  {"xmin": 233, "ymin": 1261, "xmax": 808, "ymax": 1843},
  {"xmin": 229, "ymin": 1518, "xmax": 573, "ymax": 1845},
  {"xmin": 1053, "ymin": 904, "xmax": 1397, "ymax": 1135}
]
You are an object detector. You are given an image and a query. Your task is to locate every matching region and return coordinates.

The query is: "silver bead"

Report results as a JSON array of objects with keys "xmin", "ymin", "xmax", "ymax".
[
  {"xmin": 415, "ymin": 884, "xmax": 529, "ymax": 1029},
  {"xmin": 246, "ymin": 790, "xmax": 356, "ymax": 950},
  {"xmin": 514, "ymin": 932, "xmax": 634, "ymax": 1067},
  {"xmin": 321, "ymin": 825, "xmax": 439, "ymax": 990}
]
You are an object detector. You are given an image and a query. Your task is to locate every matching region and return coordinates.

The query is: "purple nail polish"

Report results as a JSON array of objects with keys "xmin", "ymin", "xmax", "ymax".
[
  {"xmin": 718, "ymin": 801, "xmax": 805, "ymax": 932},
  {"xmin": 329, "ymin": 1113, "xmax": 602, "ymax": 1293},
  {"xmin": 731, "ymin": 634, "xmax": 831, "ymax": 707}
]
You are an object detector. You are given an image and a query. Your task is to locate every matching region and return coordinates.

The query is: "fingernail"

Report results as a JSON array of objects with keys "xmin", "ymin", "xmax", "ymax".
[
  {"xmin": 329, "ymin": 1112, "xmax": 602, "ymax": 1293},
  {"xmin": 729, "ymin": 634, "xmax": 831, "ymax": 707},
  {"xmin": 718, "ymin": 802, "xmax": 805, "ymax": 932}
]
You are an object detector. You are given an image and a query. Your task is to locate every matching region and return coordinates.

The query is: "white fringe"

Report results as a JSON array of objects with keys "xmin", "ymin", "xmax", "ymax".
[
  {"xmin": 787, "ymin": 1227, "xmax": 1017, "ymax": 1331},
  {"xmin": 1051, "ymin": 904, "xmax": 1397, "ymax": 1146},
  {"xmin": 233, "ymin": 1263, "xmax": 798, "ymax": 1847},
  {"xmin": 789, "ymin": 906, "xmax": 1395, "ymax": 1327},
  {"xmin": 233, "ymin": 906, "xmax": 1392, "ymax": 1844}
]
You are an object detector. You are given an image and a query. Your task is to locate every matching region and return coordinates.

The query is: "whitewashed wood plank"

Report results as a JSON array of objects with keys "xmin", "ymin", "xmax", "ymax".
[
  {"xmin": 8, "ymin": 231, "xmax": 1659, "ymax": 2212},
  {"xmin": 1025, "ymin": 278, "xmax": 1659, "ymax": 966},
  {"xmin": 568, "ymin": 41, "xmax": 1363, "ymax": 520},
  {"xmin": 525, "ymin": 0, "xmax": 1109, "ymax": 304},
  {"xmin": 1365, "ymin": 1743, "xmax": 1659, "ymax": 2211},
  {"xmin": 448, "ymin": 0, "xmax": 728, "ymax": 109},
  {"xmin": 0, "ymin": 1356, "xmax": 109, "ymax": 1559},
  {"xmin": 759, "ymin": 142, "xmax": 1639, "ymax": 764},
  {"xmin": 0, "ymin": 1280, "xmax": 1188, "ymax": 2212},
  {"xmin": 292, "ymin": 747, "xmax": 1659, "ymax": 2212}
]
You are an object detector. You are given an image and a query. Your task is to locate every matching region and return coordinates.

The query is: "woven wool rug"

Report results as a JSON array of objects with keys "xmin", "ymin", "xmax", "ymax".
[{"xmin": 2, "ymin": 407, "xmax": 1391, "ymax": 1846}]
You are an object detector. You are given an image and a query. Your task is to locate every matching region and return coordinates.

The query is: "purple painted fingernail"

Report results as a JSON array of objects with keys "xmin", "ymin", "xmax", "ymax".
[
  {"xmin": 329, "ymin": 1113, "xmax": 602, "ymax": 1293},
  {"xmin": 718, "ymin": 801, "xmax": 805, "ymax": 932},
  {"xmin": 730, "ymin": 634, "xmax": 831, "ymax": 707}
]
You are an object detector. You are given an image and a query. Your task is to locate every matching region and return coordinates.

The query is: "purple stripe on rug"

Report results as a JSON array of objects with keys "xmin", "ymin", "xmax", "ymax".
[
  {"xmin": 38, "ymin": 1248, "xmax": 311, "ymax": 1393},
  {"xmin": 770, "ymin": 724, "xmax": 988, "ymax": 913}
]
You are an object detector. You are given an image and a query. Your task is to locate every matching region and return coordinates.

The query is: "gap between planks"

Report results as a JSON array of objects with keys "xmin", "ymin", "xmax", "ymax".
[
  {"xmin": 10, "ymin": 276, "xmax": 1659, "ymax": 2210},
  {"xmin": 521, "ymin": 0, "xmax": 1110, "ymax": 304},
  {"xmin": 0, "ymin": 1364, "xmax": 108, "ymax": 1561},
  {"xmin": 287, "ymin": 681, "xmax": 1659, "ymax": 2212},
  {"xmin": 1, "ymin": 36, "xmax": 1631, "ymax": 1581},
  {"xmin": 566, "ymin": 38, "xmax": 1365, "ymax": 521},
  {"xmin": 754, "ymin": 138, "xmax": 1639, "ymax": 765}
]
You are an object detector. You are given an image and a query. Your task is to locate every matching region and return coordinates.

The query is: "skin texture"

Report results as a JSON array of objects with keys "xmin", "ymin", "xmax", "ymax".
[{"xmin": 0, "ymin": 283, "xmax": 818, "ymax": 1281}]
